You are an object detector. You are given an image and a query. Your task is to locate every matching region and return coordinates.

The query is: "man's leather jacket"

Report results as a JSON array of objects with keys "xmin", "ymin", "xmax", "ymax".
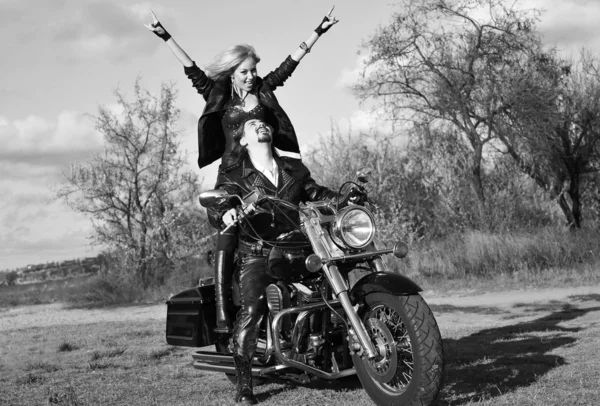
[
  {"xmin": 207, "ymin": 152, "xmax": 337, "ymax": 243},
  {"xmin": 185, "ymin": 56, "xmax": 301, "ymax": 169}
]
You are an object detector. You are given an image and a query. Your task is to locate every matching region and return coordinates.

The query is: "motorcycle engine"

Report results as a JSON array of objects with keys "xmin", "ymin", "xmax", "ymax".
[{"xmin": 266, "ymin": 283, "xmax": 291, "ymax": 332}]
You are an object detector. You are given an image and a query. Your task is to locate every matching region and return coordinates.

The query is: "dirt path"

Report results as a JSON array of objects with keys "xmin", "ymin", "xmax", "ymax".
[
  {"xmin": 0, "ymin": 302, "xmax": 167, "ymax": 331},
  {"xmin": 423, "ymin": 284, "xmax": 600, "ymax": 308},
  {"xmin": 2, "ymin": 284, "xmax": 599, "ymax": 331}
]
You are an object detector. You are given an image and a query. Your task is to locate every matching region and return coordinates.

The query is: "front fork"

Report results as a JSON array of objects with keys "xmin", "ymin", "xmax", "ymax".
[
  {"xmin": 301, "ymin": 213, "xmax": 383, "ymax": 360},
  {"xmin": 322, "ymin": 263, "xmax": 379, "ymax": 360}
]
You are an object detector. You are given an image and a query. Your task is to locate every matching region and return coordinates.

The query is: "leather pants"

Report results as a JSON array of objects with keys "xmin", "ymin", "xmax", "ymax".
[{"xmin": 232, "ymin": 252, "xmax": 274, "ymax": 362}]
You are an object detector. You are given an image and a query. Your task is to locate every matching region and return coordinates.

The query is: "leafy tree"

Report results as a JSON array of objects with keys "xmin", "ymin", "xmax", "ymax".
[
  {"xmin": 497, "ymin": 51, "xmax": 600, "ymax": 228},
  {"xmin": 56, "ymin": 81, "xmax": 207, "ymax": 287},
  {"xmin": 354, "ymin": 0, "xmax": 542, "ymax": 227},
  {"xmin": 5, "ymin": 270, "xmax": 19, "ymax": 286},
  {"xmin": 305, "ymin": 124, "xmax": 442, "ymax": 243}
]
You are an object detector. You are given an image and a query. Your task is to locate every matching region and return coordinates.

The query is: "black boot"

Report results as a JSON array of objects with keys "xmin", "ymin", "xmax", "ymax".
[
  {"xmin": 214, "ymin": 250, "xmax": 234, "ymax": 333},
  {"xmin": 233, "ymin": 354, "xmax": 257, "ymax": 404}
]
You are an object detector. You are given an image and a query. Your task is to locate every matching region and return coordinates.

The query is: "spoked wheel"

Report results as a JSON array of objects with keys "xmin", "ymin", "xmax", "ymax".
[{"xmin": 352, "ymin": 293, "xmax": 444, "ymax": 406}]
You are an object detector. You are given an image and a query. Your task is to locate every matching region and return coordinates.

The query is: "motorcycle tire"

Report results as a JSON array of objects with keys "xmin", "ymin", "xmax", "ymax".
[{"xmin": 352, "ymin": 293, "xmax": 444, "ymax": 406}]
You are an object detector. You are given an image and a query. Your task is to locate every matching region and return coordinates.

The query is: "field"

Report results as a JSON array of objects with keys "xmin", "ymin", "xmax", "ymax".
[{"xmin": 1, "ymin": 284, "xmax": 600, "ymax": 406}]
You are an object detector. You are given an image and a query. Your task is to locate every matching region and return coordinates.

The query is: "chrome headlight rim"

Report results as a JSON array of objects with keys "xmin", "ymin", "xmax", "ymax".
[{"xmin": 330, "ymin": 206, "xmax": 376, "ymax": 249}]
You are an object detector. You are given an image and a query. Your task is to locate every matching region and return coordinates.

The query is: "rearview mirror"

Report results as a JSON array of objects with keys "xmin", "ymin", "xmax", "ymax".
[{"xmin": 198, "ymin": 190, "xmax": 240, "ymax": 209}]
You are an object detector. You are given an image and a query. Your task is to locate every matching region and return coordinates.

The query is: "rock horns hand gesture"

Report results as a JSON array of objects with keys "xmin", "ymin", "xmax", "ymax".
[
  {"xmin": 315, "ymin": 6, "xmax": 339, "ymax": 36},
  {"xmin": 144, "ymin": 10, "xmax": 171, "ymax": 41}
]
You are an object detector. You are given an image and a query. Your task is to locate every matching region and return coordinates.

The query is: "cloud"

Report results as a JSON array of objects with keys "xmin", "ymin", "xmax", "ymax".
[
  {"xmin": 336, "ymin": 109, "xmax": 407, "ymax": 137},
  {"xmin": 0, "ymin": 176, "xmax": 96, "ymax": 270},
  {"xmin": 336, "ymin": 54, "xmax": 370, "ymax": 89},
  {"xmin": 0, "ymin": 0, "xmax": 158, "ymax": 62},
  {"xmin": 0, "ymin": 111, "xmax": 103, "ymax": 169},
  {"xmin": 0, "ymin": 224, "xmax": 96, "ymax": 269},
  {"xmin": 523, "ymin": 0, "xmax": 600, "ymax": 56}
]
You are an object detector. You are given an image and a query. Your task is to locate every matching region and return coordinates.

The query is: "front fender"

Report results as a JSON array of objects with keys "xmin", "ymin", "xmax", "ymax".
[{"xmin": 349, "ymin": 272, "xmax": 422, "ymax": 304}]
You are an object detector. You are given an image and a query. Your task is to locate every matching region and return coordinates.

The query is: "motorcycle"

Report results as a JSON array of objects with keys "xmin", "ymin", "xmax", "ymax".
[{"xmin": 165, "ymin": 171, "xmax": 444, "ymax": 406}]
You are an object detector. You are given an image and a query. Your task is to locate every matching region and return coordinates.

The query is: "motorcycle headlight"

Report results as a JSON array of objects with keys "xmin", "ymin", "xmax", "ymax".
[{"xmin": 330, "ymin": 206, "xmax": 375, "ymax": 249}]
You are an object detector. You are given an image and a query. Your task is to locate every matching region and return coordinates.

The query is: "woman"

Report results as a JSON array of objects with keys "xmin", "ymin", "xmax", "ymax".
[{"xmin": 145, "ymin": 9, "xmax": 338, "ymax": 341}]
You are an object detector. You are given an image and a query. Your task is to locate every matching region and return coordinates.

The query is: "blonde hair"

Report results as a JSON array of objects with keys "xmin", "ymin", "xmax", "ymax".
[{"xmin": 205, "ymin": 44, "xmax": 261, "ymax": 82}]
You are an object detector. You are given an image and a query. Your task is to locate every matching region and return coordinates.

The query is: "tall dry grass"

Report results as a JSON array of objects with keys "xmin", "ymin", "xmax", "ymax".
[
  {"xmin": 398, "ymin": 226, "xmax": 600, "ymax": 281},
  {"xmin": 70, "ymin": 253, "xmax": 213, "ymax": 306}
]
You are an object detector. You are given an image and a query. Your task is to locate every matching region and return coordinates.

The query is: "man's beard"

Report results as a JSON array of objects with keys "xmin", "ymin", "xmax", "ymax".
[{"xmin": 257, "ymin": 132, "xmax": 272, "ymax": 143}]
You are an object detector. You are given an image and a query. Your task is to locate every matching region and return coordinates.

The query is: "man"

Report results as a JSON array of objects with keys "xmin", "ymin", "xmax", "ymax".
[{"xmin": 207, "ymin": 118, "xmax": 338, "ymax": 405}]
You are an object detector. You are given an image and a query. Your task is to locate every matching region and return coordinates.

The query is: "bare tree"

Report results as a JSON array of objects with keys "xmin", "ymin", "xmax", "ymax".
[
  {"xmin": 354, "ymin": 0, "xmax": 542, "ymax": 227},
  {"xmin": 56, "ymin": 81, "xmax": 205, "ymax": 287}
]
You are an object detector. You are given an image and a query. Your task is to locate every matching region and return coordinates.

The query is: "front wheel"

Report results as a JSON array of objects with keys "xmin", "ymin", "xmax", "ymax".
[{"xmin": 352, "ymin": 293, "xmax": 444, "ymax": 406}]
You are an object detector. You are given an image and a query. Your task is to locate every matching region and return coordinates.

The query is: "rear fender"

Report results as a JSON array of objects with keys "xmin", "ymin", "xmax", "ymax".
[{"xmin": 349, "ymin": 272, "xmax": 422, "ymax": 304}]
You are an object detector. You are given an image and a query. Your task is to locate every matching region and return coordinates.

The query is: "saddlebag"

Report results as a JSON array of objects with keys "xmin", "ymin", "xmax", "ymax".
[{"xmin": 165, "ymin": 279, "xmax": 217, "ymax": 348}]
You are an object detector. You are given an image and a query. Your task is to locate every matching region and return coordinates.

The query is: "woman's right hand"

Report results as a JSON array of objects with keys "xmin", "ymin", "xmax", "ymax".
[
  {"xmin": 315, "ymin": 6, "xmax": 339, "ymax": 36},
  {"xmin": 144, "ymin": 10, "xmax": 171, "ymax": 41}
]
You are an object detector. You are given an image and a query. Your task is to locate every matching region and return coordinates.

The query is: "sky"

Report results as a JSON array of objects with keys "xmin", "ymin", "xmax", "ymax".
[{"xmin": 1, "ymin": 0, "xmax": 600, "ymax": 270}]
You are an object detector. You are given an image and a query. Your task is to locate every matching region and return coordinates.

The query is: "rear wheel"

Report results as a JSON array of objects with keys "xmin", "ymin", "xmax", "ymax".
[{"xmin": 352, "ymin": 293, "xmax": 444, "ymax": 406}]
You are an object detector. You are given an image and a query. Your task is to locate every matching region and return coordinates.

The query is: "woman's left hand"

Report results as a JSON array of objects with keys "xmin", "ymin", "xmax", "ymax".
[{"xmin": 315, "ymin": 6, "xmax": 339, "ymax": 35}]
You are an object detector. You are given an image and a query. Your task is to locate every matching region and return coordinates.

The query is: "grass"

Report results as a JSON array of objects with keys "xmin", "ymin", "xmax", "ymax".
[
  {"xmin": 0, "ymin": 275, "xmax": 96, "ymax": 308},
  {"xmin": 24, "ymin": 361, "xmax": 59, "ymax": 373},
  {"xmin": 1, "ymin": 293, "xmax": 599, "ymax": 405},
  {"xmin": 437, "ymin": 299, "xmax": 600, "ymax": 406},
  {"xmin": 90, "ymin": 348, "xmax": 127, "ymax": 361},
  {"xmin": 47, "ymin": 385, "xmax": 84, "ymax": 406}
]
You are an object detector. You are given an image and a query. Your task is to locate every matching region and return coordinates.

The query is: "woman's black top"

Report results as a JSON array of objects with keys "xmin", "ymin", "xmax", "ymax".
[{"xmin": 220, "ymin": 94, "xmax": 272, "ymax": 159}]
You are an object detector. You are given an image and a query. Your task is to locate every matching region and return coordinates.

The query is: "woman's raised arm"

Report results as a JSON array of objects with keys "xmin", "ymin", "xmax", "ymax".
[
  {"xmin": 144, "ymin": 10, "xmax": 194, "ymax": 68},
  {"xmin": 290, "ymin": 6, "xmax": 339, "ymax": 62}
]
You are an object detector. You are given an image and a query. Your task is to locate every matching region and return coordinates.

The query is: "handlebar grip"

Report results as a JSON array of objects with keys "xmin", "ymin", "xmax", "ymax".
[{"xmin": 222, "ymin": 203, "xmax": 256, "ymax": 233}]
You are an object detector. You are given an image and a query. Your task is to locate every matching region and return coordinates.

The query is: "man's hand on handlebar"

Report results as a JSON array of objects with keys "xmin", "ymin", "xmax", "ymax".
[
  {"xmin": 348, "ymin": 185, "xmax": 368, "ymax": 205},
  {"xmin": 222, "ymin": 208, "xmax": 238, "ymax": 227}
]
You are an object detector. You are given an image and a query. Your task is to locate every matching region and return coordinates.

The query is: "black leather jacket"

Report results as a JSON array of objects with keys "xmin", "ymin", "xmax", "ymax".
[
  {"xmin": 207, "ymin": 152, "xmax": 337, "ymax": 242},
  {"xmin": 185, "ymin": 56, "xmax": 301, "ymax": 169}
]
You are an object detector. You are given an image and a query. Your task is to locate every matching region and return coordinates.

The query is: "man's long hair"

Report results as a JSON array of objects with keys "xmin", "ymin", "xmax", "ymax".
[{"xmin": 229, "ymin": 122, "xmax": 247, "ymax": 162}]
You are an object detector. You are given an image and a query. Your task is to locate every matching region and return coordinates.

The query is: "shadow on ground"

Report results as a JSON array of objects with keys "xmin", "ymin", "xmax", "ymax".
[
  {"xmin": 232, "ymin": 300, "xmax": 600, "ymax": 405},
  {"xmin": 436, "ymin": 302, "xmax": 600, "ymax": 405}
]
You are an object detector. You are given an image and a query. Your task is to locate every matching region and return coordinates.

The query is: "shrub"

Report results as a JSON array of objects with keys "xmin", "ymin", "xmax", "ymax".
[{"xmin": 58, "ymin": 342, "xmax": 79, "ymax": 352}]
